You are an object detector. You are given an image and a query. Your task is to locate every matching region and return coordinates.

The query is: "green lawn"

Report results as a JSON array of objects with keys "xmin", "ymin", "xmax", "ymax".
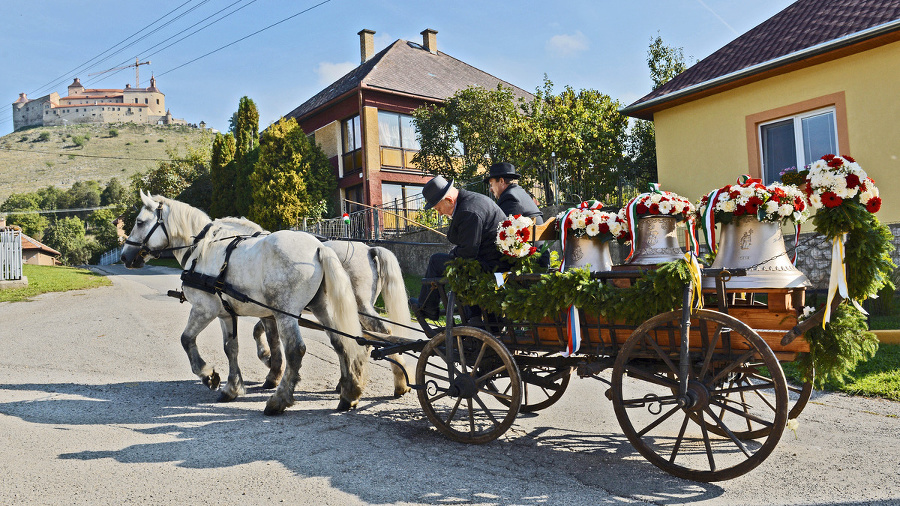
[
  {"xmin": 0, "ymin": 264, "xmax": 111, "ymax": 302},
  {"xmin": 783, "ymin": 344, "xmax": 900, "ymax": 401}
]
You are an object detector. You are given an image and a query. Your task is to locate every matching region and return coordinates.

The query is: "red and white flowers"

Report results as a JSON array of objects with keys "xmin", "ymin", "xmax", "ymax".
[
  {"xmin": 629, "ymin": 190, "xmax": 695, "ymax": 222},
  {"xmin": 557, "ymin": 207, "xmax": 628, "ymax": 242},
  {"xmin": 496, "ymin": 214, "xmax": 537, "ymax": 258},
  {"xmin": 805, "ymin": 154, "xmax": 881, "ymax": 213},
  {"xmin": 699, "ymin": 178, "xmax": 808, "ymax": 224}
]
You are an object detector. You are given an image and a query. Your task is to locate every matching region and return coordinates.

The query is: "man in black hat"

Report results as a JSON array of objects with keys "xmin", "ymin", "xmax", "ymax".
[
  {"xmin": 485, "ymin": 162, "xmax": 549, "ymax": 267},
  {"xmin": 410, "ymin": 175, "xmax": 506, "ymax": 320},
  {"xmin": 485, "ymin": 162, "xmax": 543, "ymax": 224}
]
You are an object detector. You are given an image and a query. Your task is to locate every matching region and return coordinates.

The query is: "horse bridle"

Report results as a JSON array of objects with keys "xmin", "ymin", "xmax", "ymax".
[{"xmin": 124, "ymin": 202, "xmax": 170, "ymax": 259}]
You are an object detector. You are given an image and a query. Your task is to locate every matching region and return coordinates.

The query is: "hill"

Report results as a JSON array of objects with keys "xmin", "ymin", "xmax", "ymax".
[{"xmin": 0, "ymin": 123, "xmax": 214, "ymax": 204}]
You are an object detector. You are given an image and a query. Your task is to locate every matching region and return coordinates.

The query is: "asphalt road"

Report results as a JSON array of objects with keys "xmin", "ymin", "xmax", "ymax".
[{"xmin": 0, "ymin": 264, "xmax": 898, "ymax": 505}]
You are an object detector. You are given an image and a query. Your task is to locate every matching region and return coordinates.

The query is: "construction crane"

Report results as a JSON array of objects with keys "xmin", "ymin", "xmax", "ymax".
[{"xmin": 88, "ymin": 58, "xmax": 151, "ymax": 87}]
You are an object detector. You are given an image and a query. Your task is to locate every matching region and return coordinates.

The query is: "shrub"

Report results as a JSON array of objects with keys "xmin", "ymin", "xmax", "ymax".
[
  {"xmin": 72, "ymin": 135, "xmax": 87, "ymax": 148},
  {"xmin": 109, "ymin": 128, "xmax": 119, "ymax": 137},
  {"xmin": 157, "ymin": 138, "xmax": 165, "ymax": 142},
  {"xmin": 37, "ymin": 132, "xmax": 51, "ymax": 142}
]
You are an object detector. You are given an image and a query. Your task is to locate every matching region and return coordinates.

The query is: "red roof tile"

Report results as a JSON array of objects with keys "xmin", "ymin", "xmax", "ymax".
[{"xmin": 623, "ymin": 0, "xmax": 900, "ymax": 118}]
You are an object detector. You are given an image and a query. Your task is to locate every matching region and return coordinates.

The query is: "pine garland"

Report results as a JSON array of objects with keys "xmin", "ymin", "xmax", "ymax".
[{"xmin": 795, "ymin": 301, "xmax": 878, "ymax": 388}]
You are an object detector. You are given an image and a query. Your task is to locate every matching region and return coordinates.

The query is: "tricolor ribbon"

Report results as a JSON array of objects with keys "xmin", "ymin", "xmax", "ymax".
[
  {"xmin": 624, "ymin": 183, "xmax": 666, "ymax": 262},
  {"xmin": 342, "ymin": 213, "xmax": 350, "ymax": 224},
  {"xmin": 701, "ymin": 187, "xmax": 726, "ymax": 254},
  {"xmin": 823, "ymin": 233, "xmax": 868, "ymax": 327},
  {"xmin": 791, "ymin": 223, "xmax": 801, "ymax": 264},
  {"xmin": 558, "ymin": 200, "xmax": 604, "ymax": 356}
]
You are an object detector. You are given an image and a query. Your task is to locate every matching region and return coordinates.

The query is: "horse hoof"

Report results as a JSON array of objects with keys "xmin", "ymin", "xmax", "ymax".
[
  {"xmin": 261, "ymin": 379, "xmax": 277, "ymax": 390},
  {"xmin": 264, "ymin": 403, "xmax": 286, "ymax": 416},
  {"xmin": 393, "ymin": 386, "xmax": 412, "ymax": 398},
  {"xmin": 202, "ymin": 372, "xmax": 221, "ymax": 390},
  {"xmin": 217, "ymin": 391, "xmax": 237, "ymax": 403},
  {"xmin": 336, "ymin": 398, "xmax": 356, "ymax": 411}
]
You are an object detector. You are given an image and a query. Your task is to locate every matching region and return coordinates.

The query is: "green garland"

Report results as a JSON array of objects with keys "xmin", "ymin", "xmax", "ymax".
[
  {"xmin": 445, "ymin": 257, "xmax": 692, "ymax": 325},
  {"xmin": 796, "ymin": 302, "xmax": 878, "ymax": 388}
]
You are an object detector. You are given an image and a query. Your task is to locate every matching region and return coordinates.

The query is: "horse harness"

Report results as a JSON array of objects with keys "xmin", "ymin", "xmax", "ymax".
[{"xmin": 124, "ymin": 202, "xmax": 170, "ymax": 259}]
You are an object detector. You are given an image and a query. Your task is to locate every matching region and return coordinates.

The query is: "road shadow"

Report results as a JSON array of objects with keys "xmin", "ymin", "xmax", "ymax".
[{"xmin": 0, "ymin": 380, "xmax": 727, "ymax": 504}]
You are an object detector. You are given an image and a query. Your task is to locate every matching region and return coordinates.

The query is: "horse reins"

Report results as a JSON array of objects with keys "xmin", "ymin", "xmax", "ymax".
[{"xmin": 124, "ymin": 202, "xmax": 172, "ymax": 259}]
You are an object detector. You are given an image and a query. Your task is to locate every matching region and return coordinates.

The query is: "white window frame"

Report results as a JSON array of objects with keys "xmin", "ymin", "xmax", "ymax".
[{"xmin": 758, "ymin": 106, "xmax": 838, "ymax": 184}]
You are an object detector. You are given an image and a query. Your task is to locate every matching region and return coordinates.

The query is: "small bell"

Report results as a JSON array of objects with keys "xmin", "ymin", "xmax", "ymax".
[
  {"xmin": 628, "ymin": 215, "xmax": 684, "ymax": 265},
  {"xmin": 564, "ymin": 232, "xmax": 613, "ymax": 271}
]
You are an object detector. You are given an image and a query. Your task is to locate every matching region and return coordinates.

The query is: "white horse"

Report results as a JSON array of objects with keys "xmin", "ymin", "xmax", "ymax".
[
  {"xmin": 253, "ymin": 241, "xmax": 413, "ymax": 397},
  {"xmin": 121, "ymin": 191, "xmax": 366, "ymax": 413}
]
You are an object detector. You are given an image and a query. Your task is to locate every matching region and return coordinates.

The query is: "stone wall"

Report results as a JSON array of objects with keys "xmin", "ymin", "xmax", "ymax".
[{"xmin": 794, "ymin": 222, "xmax": 900, "ymax": 292}]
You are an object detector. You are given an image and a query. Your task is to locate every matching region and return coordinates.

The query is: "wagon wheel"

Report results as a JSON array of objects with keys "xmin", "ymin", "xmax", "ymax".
[
  {"xmin": 416, "ymin": 326, "xmax": 522, "ymax": 444},
  {"xmin": 743, "ymin": 361, "xmax": 813, "ymax": 421},
  {"xmin": 487, "ymin": 353, "xmax": 573, "ymax": 413},
  {"xmin": 611, "ymin": 309, "xmax": 787, "ymax": 482}
]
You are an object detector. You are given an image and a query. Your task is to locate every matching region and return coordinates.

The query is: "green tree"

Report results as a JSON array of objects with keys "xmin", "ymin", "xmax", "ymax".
[
  {"xmin": 625, "ymin": 34, "xmax": 689, "ymax": 187},
  {"xmin": 514, "ymin": 77, "xmax": 627, "ymax": 204},
  {"xmin": 209, "ymin": 132, "xmax": 237, "ymax": 218},
  {"xmin": 37, "ymin": 186, "xmax": 66, "ymax": 210},
  {"xmin": 87, "ymin": 208, "xmax": 121, "ymax": 255},
  {"xmin": 233, "ymin": 96, "xmax": 260, "ymax": 216},
  {"xmin": 248, "ymin": 117, "xmax": 336, "ymax": 230},
  {"xmin": 66, "ymin": 180, "xmax": 102, "ymax": 209},
  {"xmin": 1, "ymin": 192, "xmax": 49, "ymax": 240},
  {"xmin": 100, "ymin": 178, "xmax": 129, "ymax": 208},
  {"xmin": 412, "ymin": 84, "xmax": 523, "ymax": 182},
  {"xmin": 44, "ymin": 216, "xmax": 93, "ymax": 265}
]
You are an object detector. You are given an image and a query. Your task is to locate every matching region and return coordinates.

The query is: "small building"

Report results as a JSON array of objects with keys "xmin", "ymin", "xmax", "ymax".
[
  {"xmin": 621, "ymin": 0, "xmax": 900, "ymax": 224},
  {"xmin": 12, "ymin": 76, "xmax": 186, "ymax": 131},
  {"xmin": 21, "ymin": 234, "xmax": 61, "ymax": 266},
  {"xmin": 283, "ymin": 29, "xmax": 532, "ymax": 216}
]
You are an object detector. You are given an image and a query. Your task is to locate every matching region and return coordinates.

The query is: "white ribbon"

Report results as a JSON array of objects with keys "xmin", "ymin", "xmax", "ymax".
[{"xmin": 823, "ymin": 233, "xmax": 867, "ymax": 326}]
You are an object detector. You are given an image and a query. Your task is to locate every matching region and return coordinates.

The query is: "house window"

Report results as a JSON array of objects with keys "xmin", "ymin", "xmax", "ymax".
[
  {"xmin": 342, "ymin": 115, "xmax": 362, "ymax": 172},
  {"xmin": 377, "ymin": 111, "xmax": 419, "ymax": 150},
  {"xmin": 381, "ymin": 182, "xmax": 426, "ymax": 233},
  {"xmin": 759, "ymin": 107, "xmax": 837, "ymax": 183}
]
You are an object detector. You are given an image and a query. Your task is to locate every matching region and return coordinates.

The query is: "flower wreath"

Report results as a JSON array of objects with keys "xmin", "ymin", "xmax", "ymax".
[
  {"xmin": 805, "ymin": 154, "xmax": 881, "ymax": 213},
  {"xmin": 556, "ymin": 200, "xmax": 628, "ymax": 242},
  {"xmin": 496, "ymin": 214, "xmax": 537, "ymax": 258}
]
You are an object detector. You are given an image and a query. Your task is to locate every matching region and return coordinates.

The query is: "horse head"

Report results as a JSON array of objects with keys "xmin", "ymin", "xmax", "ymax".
[{"xmin": 121, "ymin": 190, "xmax": 170, "ymax": 268}]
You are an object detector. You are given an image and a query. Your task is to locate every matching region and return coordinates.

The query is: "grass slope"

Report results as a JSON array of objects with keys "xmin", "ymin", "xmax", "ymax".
[
  {"xmin": 0, "ymin": 264, "xmax": 111, "ymax": 303},
  {"xmin": 0, "ymin": 123, "xmax": 213, "ymax": 203}
]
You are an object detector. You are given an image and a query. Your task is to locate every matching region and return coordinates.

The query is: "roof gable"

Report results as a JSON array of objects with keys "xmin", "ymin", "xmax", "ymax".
[
  {"xmin": 285, "ymin": 39, "xmax": 533, "ymax": 122},
  {"xmin": 623, "ymin": 0, "xmax": 900, "ymax": 117}
]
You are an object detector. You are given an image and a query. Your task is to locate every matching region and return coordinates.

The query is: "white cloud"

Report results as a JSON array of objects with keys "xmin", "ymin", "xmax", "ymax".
[
  {"xmin": 546, "ymin": 31, "xmax": 589, "ymax": 58},
  {"xmin": 316, "ymin": 61, "xmax": 356, "ymax": 86}
]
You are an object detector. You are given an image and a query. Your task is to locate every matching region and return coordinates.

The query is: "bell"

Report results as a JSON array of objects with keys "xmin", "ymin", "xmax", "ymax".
[
  {"xmin": 628, "ymin": 215, "xmax": 684, "ymax": 265},
  {"xmin": 564, "ymin": 233, "xmax": 613, "ymax": 271},
  {"xmin": 702, "ymin": 215, "xmax": 810, "ymax": 289}
]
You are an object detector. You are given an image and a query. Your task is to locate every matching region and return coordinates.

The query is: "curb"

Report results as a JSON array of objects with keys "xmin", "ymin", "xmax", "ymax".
[{"xmin": 872, "ymin": 330, "xmax": 900, "ymax": 345}]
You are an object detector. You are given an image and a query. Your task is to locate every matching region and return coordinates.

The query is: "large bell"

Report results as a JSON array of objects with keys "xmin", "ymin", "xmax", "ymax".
[
  {"xmin": 702, "ymin": 215, "xmax": 811, "ymax": 289},
  {"xmin": 564, "ymin": 233, "xmax": 613, "ymax": 272},
  {"xmin": 628, "ymin": 215, "xmax": 685, "ymax": 265}
]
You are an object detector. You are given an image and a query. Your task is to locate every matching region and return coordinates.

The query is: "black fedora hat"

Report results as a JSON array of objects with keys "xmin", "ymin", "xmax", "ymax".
[
  {"xmin": 422, "ymin": 175, "xmax": 454, "ymax": 210},
  {"xmin": 484, "ymin": 162, "xmax": 520, "ymax": 183}
]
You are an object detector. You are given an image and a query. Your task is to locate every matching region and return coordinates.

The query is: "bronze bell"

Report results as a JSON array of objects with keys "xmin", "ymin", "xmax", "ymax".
[
  {"xmin": 564, "ymin": 232, "xmax": 613, "ymax": 272},
  {"xmin": 628, "ymin": 215, "xmax": 685, "ymax": 265},
  {"xmin": 702, "ymin": 215, "xmax": 810, "ymax": 289}
]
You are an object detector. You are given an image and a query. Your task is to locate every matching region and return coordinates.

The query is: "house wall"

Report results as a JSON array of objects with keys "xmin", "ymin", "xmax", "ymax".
[
  {"xmin": 23, "ymin": 250, "xmax": 57, "ymax": 266},
  {"xmin": 654, "ymin": 40, "xmax": 900, "ymax": 224}
]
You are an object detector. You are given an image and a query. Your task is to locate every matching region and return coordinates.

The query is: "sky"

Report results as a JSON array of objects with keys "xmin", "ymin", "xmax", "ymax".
[{"xmin": 0, "ymin": 0, "xmax": 798, "ymax": 137}]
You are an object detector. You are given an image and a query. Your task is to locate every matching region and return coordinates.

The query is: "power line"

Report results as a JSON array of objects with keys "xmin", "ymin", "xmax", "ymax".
[
  {"xmin": 0, "ymin": 146, "xmax": 192, "ymax": 163},
  {"xmin": 159, "ymin": 0, "xmax": 333, "ymax": 77},
  {"xmin": 2, "ymin": 205, "xmax": 119, "ymax": 215}
]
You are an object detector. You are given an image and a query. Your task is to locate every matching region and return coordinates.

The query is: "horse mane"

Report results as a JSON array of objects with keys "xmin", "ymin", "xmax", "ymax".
[
  {"xmin": 151, "ymin": 195, "xmax": 211, "ymax": 242},
  {"xmin": 194, "ymin": 216, "xmax": 267, "ymax": 260}
]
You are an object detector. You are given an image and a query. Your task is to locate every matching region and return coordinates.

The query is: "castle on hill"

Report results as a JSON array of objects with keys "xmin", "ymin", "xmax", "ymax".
[{"xmin": 12, "ymin": 76, "xmax": 186, "ymax": 131}]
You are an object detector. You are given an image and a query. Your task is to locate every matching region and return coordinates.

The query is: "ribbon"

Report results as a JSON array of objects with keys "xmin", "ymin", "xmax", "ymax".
[
  {"xmin": 623, "ymin": 195, "xmax": 641, "ymax": 262},
  {"xmin": 686, "ymin": 218, "xmax": 700, "ymax": 257},
  {"xmin": 684, "ymin": 252, "xmax": 704, "ymax": 311},
  {"xmin": 561, "ymin": 305, "xmax": 581, "ymax": 357},
  {"xmin": 823, "ymin": 234, "xmax": 867, "ymax": 327},
  {"xmin": 791, "ymin": 223, "xmax": 801, "ymax": 264},
  {"xmin": 342, "ymin": 213, "xmax": 350, "ymax": 224},
  {"xmin": 737, "ymin": 174, "xmax": 762, "ymax": 185},
  {"xmin": 700, "ymin": 187, "xmax": 724, "ymax": 254}
]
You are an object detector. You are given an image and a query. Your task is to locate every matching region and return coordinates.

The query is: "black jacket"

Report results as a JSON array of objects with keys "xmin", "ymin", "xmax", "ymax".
[
  {"xmin": 447, "ymin": 189, "xmax": 506, "ymax": 270},
  {"xmin": 497, "ymin": 184, "xmax": 544, "ymax": 225}
]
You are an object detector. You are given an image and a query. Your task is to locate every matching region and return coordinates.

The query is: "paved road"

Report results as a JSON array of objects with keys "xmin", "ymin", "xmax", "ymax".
[{"xmin": 0, "ymin": 264, "xmax": 898, "ymax": 505}]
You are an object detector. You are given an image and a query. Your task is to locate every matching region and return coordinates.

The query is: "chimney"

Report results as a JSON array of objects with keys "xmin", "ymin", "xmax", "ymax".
[
  {"xmin": 421, "ymin": 28, "xmax": 438, "ymax": 54},
  {"xmin": 358, "ymin": 29, "xmax": 375, "ymax": 63}
]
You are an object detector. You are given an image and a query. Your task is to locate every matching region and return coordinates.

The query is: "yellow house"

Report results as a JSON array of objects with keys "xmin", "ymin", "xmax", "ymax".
[{"xmin": 621, "ymin": 0, "xmax": 900, "ymax": 225}]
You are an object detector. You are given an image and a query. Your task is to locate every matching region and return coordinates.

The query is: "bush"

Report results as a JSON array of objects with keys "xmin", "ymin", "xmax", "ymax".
[
  {"xmin": 109, "ymin": 128, "xmax": 119, "ymax": 137},
  {"xmin": 37, "ymin": 132, "xmax": 51, "ymax": 142},
  {"xmin": 72, "ymin": 135, "xmax": 87, "ymax": 148},
  {"xmin": 157, "ymin": 138, "xmax": 165, "ymax": 142}
]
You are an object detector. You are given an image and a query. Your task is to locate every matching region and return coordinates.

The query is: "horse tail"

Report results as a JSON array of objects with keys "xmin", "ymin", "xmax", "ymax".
[
  {"xmin": 317, "ymin": 246, "xmax": 363, "ymax": 340},
  {"xmin": 370, "ymin": 247, "xmax": 413, "ymax": 339}
]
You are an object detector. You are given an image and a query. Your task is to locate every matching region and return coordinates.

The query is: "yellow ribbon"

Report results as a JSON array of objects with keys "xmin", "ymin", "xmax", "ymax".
[
  {"xmin": 684, "ymin": 252, "xmax": 704, "ymax": 312},
  {"xmin": 823, "ymin": 234, "xmax": 867, "ymax": 327}
]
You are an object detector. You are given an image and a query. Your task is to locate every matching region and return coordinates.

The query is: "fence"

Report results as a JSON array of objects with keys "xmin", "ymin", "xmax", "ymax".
[
  {"xmin": 300, "ymin": 193, "xmax": 448, "ymax": 241},
  {"xmin": 99, "ymin": 246, "xmax": 123, "ymax": 266},
  {"xmin": 1, "ymin": 228, "xmax": 23, "ymax": 281}
]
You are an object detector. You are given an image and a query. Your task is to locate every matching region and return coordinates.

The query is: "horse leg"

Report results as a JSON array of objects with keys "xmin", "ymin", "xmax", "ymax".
[
  {"xmin": 180, "ymin": 306, "xmax": 220, "ymax": 391},
  {"xmin": 387, "ymin": 353, "xmax": 412, "ymax": 397},
  {"xmin": 314, "ymin": 307, "xmax": 369, "ymax": 411},
  {"xmin": 264, "ymin": 314, "xmax": 306, "ymax": 416},
  {"xmin": 217, "ymin": 315, "xmax": 245, "ymax": 402},
  {"xmin": 254, "ymin": 317, "xmax": 283, "ymax": 389}
]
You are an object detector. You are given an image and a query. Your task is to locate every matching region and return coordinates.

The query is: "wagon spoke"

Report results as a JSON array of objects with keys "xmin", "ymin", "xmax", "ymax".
[
  {"xmin": 456, "ymin": 336, "xmax": 468, "ymax": 374},
  {"xmin": 698, "ymin": 411, "xmax": 717, "ymax": 472},
  {"xmin": 704, "ymin": 407, "xmax": 752, "ymax": 458},
  {"xmin": 637, "ymin": 404, "xmax": 682, "ymax": 437},
  {"xmin": 709, "ymin": 398, "xmax": 774, "ymax": 427},
  {"xmin": 467, "ymin": 398, "xmax": 476, "ymax": 435},
  {"xmin": 698, "ymin": 322, "xmax": 723, "ymax": 380},
  {"xmin": 444, "ymin": 396, "xmax": 462, "ymax": 425},
  {"xmin": 642, "ymin": 333, "xmax": 680, "ymax": 376},
  {"xmin": 478, "ymin": 387, "xmax": 514, "ymax": 403},
  {"xmin": 472, "ymin": 394, "xmax": 501, "ymax": 426},
  {"xmin": 623, "ymin": 363, "xmax": 678, "ymax": 389},
  {"xmin": 471, "ymin": 340, "xmax": 489, "ymax": 372},
  {"xmin": 710, "ymin": 350, "xmax": 755, "ymax": 384},
  {"xmin": 670, "ymin": 412, "xmax": 691, "ymax": 463},
  {"xmin": 475, "ymin": 365, "xmax": 508, "ymax": 385}
]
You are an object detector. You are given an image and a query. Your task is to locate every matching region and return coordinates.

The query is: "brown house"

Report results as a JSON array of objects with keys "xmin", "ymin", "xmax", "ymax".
[
  {"xmin": 284, "ymin": 29, "xmax": 532, "ymax": 217},
  {"xmin": 21, "ymin": 233, "xmax": 61, "ymax": 266}
]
